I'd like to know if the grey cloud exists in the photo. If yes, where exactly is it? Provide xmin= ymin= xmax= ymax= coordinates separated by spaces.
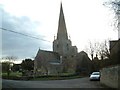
xmin=1 ymin=7 xmax=50 ymax=59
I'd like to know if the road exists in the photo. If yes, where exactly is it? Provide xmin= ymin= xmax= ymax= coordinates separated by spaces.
xmin=2 ymin=77 xmax=109 ymax=89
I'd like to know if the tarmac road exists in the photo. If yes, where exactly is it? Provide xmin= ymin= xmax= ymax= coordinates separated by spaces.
xmin=2 ymin=77 xmax=110 ymax=89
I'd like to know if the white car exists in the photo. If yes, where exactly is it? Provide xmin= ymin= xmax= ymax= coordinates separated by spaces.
xmin=90 ymin=72 xmax=100 ymax=81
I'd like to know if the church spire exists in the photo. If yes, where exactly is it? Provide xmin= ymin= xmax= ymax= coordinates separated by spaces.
xmin=57 ymin=3 xmax=68 ymax=40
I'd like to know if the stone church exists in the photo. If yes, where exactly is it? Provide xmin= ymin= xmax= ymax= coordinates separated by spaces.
xmin=34 ymin=3 xmax=92 ymax=75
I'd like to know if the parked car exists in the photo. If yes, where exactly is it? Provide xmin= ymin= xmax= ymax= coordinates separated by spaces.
xmin=90 ymin=72 xmax=100 ymax=81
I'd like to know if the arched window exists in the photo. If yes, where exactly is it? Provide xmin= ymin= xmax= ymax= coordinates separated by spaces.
xmin=67 ymin=44 xmax=69 ymax=50
xmin=57 ymin=44 xmax=59 ymax=48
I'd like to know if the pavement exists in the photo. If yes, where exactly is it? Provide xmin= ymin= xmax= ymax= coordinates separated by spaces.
xmin=2 ymin=77 xmax=110 ymax=89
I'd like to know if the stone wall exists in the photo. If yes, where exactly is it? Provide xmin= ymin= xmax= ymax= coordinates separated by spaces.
xmin=100 ymin=65 xmax=120 ymax=88
xmin=34 ymin=49 xmax=61 ymax=75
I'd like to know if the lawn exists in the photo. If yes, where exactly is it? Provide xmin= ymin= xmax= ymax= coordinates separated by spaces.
xmin=2 ymin=72 xmax=86 ymax=81
xmin=2 ymin=72 xmax=22 ymax=80
xmin=2 ymin=72 xmax=22 ymax=77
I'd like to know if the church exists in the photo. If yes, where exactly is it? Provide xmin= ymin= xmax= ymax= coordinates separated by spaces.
xmin=34 ymin=3 xmax=92 ymax=75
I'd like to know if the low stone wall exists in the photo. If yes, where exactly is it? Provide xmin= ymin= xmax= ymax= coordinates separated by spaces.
xmin=100 ymin=65 xmax=120 ymax=88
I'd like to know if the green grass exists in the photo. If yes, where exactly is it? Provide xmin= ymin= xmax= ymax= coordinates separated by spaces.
xmin=1 ymin=72 xmax=23 ymax=78
xmin=10 ymin=72 xmax=22 ymax=77
xmin=2 ymin=72 xmax=22 ymax=77
xmin=2 ymin=72 xmax=23 ymax=80
xmin=2 ymin=72 xmax=86 ymax=81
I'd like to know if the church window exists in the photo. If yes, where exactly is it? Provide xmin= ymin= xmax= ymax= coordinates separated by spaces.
xmin=67 ymin=44 xmax=69 ymax=50
xmin=57 ymin=44 xmax=59 ymax=48
xmin=64 ymin=56 xmax=67 ymax=59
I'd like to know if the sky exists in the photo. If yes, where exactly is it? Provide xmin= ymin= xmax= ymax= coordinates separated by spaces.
xmin=0 ymin=0 xmax=118 ymax=63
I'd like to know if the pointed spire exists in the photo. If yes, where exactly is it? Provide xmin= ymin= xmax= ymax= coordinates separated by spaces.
xmin=54 ymin=34 xmax=56 ymax=40
xmin=57 ymin=2 xmax=68 ymax=40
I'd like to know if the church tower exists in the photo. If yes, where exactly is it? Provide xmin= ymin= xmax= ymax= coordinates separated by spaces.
xmin=53 ymin=3 xmax=78 ymax=57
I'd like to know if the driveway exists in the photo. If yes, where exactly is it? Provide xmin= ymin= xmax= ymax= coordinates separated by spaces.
xmin=2 ymin=77 xmax=109 ymax=89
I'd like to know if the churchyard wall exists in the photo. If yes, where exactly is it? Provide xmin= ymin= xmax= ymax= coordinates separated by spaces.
xmin=100 ymin=65 xmax=120 ymax=88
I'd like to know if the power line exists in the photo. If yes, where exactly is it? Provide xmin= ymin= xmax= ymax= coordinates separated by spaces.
xmin=0 ymin=27 xmax=51 ymax=42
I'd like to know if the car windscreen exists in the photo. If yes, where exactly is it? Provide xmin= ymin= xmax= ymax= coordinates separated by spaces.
xmin=92 ymin=72 xmax=100 ymax=75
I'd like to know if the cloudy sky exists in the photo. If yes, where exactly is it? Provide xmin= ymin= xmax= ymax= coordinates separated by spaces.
xmin=0 ymin=0 xmax=118 ymax=63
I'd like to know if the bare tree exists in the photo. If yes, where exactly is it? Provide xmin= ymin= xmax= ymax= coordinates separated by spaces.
xmin=2 ymin=56 xmax=17 ymax=63
xmin=89 ymin=41 xmax=94 ymax=60
xmin=2 ymin=56 xmax=17 ymax=77
xmin=98 ymin=40 xmax=110 ymax=60
xmin=103 ymin=0 xmax=120 ymax=33
xmin=85 ymin=40 xmax=110 ymax=60
xmin=84 ymin=41 xmax=95 ymax=60
xmin=103 ymin=0 xmax=120 ymax=14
